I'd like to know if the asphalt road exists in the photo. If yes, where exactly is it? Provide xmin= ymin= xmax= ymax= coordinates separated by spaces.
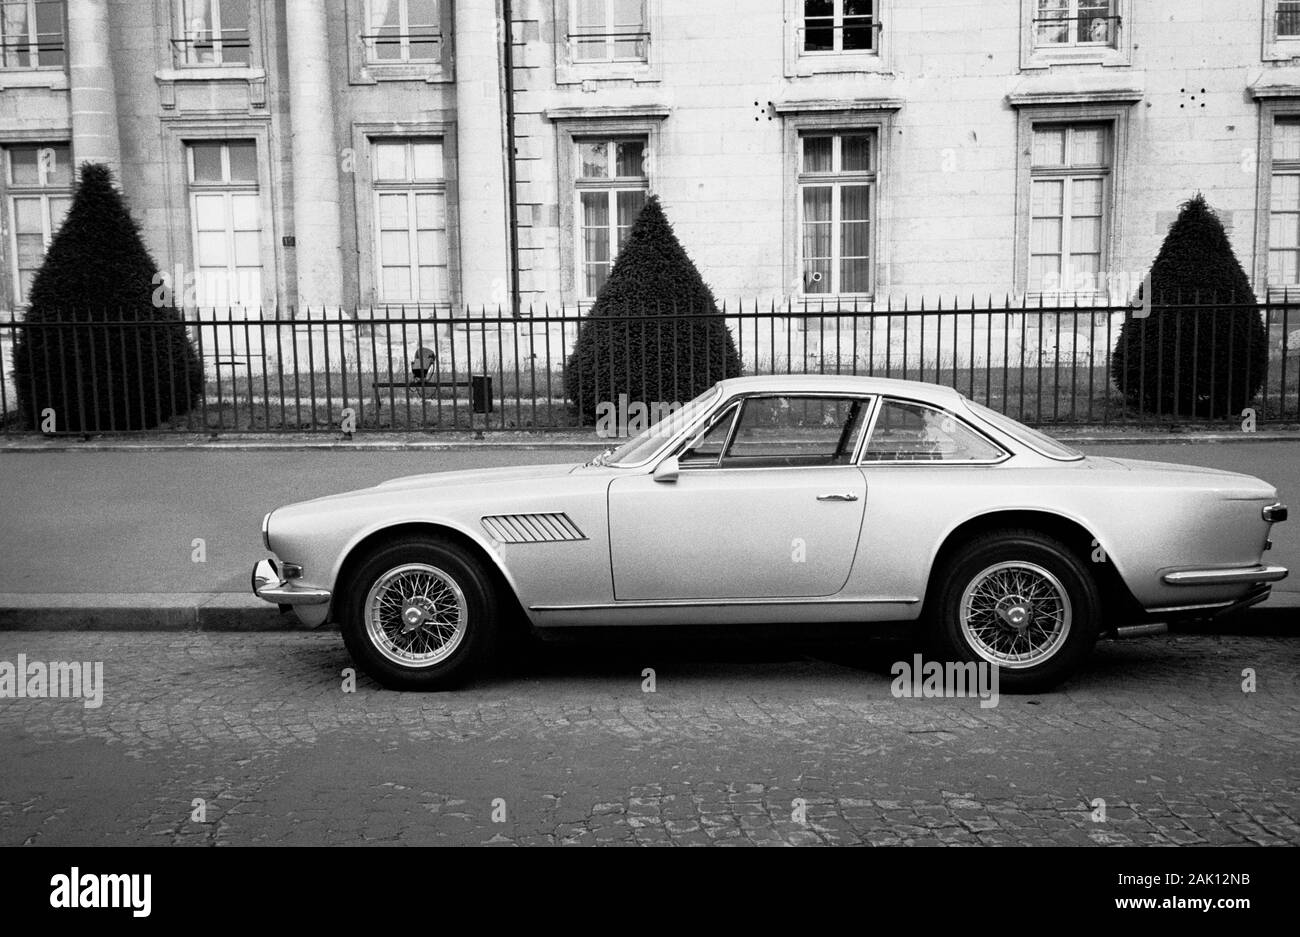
xmin=0 ymin=441 xmax=1295 ymax=597
xmin=0 ymin=630 xmax=1295 ymax=846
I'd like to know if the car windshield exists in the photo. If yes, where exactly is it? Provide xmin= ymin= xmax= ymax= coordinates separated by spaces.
xmin=964 ymin=400 xmax=1083 ymax=461
xmin=592 ymin=386 xmax=723 ymax=467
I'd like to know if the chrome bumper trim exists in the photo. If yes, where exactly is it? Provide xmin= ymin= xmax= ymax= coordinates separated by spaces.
xmin=1162 ymin=565 xmax=1288 ymax=586
xmin=530 ymin=595 xmax=920 ymax=612
xmin=251 ymin=559 xmax=331 ymax=606
xmin=1213 ymin=585 xmax=1274 ymax=617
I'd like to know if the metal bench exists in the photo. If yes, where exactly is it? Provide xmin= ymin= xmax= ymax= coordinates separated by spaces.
xmin=372 ymin=347 xmax=494 ymax=416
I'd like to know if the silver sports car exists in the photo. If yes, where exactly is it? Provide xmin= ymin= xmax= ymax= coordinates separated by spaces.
xmin=252 ymin=375 xmax=1288 ymax=692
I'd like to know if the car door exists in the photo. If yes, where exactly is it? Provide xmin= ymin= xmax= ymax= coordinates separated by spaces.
xmin=607 ymin=394 xmax=872 ymax=601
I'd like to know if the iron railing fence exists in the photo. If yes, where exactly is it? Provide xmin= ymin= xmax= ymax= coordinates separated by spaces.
xmin=0 ymin=298 xmax=1296 ymax=435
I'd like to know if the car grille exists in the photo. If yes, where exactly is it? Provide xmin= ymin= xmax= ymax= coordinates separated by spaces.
xmin=481 ymin=513 xmax=587 ymax=543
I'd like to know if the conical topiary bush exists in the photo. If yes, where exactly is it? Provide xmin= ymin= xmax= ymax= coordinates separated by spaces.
xmin=564 ymin=195 xmax=742 ymax=425
xmin=11 ymin=163 xmax=202 ymax=432
xmin=1110 ymin=194 xmax=1269 ymax=419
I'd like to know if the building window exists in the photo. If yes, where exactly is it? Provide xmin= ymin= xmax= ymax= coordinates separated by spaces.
xmin=798 ymin=131 xmax=874 ymax=296
xmin=1279 ymin=1 xmax=1300 ymax=38
xmin=371 ymin=139 xmax=448 ymax=305
xmin=5 ymin=143 xmax=70 ymax=306
xmin=175 ymin=0 xmax=251 ymax=67
xmin=364 ymin=0 xmax=440 ymax=64
xmin=0 ymin=0 xmax=64 ymax=69
xmin=187 ymin=141 xmax=262 ymax=307
xmin=575 ymin=137 xmax=648 ymax=299
xmin=1269 ymin=120 xmax=1300 ymax=287
xmin=1032 ymin=0 xmax=1117 ymax=48
xmin=801 ymin=0 xmax=875 ymax=54
xmin=569 ymin=0 xmax=647 ymax=63
xmin=1028 ymin=124 xmax=1110 ymax=294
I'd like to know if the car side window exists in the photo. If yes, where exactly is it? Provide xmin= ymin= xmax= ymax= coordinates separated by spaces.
xmin=862 ymin=399 xmax=1006 ymax=463
xmin=711 ymin=395 xmax=870 ymax=469
xmin=680 ymin=404 xmax=739 ymax=466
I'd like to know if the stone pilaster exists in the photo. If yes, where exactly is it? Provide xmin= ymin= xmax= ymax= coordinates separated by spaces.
xmin=285 ymin=0 xmax=344 ymax=309
xmin=454 ymin=0 xmax=511 ymax=307
xmin=67 ymin=0 xmax=121 ymax=174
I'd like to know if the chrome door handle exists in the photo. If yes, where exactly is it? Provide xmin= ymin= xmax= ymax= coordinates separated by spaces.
xmin=817 ymin=493 xmax=859 ymax=502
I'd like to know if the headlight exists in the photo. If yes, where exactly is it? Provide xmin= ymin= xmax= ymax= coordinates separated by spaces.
xmin=262 ymin=511 xmax=273 ymax=550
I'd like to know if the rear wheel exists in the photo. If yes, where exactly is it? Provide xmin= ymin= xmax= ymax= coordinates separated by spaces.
xmin=928 ymin=529 xmax=1100 ymax=693
xmin=339 ymin=537 xmax=498 ymax=690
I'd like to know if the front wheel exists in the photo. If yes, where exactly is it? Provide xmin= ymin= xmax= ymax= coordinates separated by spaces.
xmin=928 ymin=529 xmax=1100 ymax=693
xmin=339 ymin=537 xmax=498 ymax=690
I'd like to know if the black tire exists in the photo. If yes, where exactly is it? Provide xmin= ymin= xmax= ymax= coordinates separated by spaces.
xmin=927 ymin=528 xmax=1100 ymax=693
xmin=339 ymin=536 xmax=499 ymax=690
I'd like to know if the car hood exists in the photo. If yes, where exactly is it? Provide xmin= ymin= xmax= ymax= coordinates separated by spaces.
xmin=370 ymin=462 xmax=581 ymax=493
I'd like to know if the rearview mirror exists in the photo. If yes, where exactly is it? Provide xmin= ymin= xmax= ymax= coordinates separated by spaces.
xmin=653 ymin=455 xmax=680 ymax=483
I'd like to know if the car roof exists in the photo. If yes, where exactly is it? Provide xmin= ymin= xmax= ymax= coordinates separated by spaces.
xmin=715 ymin=374 xmax=966 ymax=407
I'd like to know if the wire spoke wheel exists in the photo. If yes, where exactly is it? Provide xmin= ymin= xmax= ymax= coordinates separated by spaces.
xmin=364 ymin=563 xmax=469 ymax=669
xmin=959 ymin=560 xmax=1072 ymax=669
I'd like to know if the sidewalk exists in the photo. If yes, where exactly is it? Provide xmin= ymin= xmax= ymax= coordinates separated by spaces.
xmin=0 ymin=439 xmax=1295 ymax=632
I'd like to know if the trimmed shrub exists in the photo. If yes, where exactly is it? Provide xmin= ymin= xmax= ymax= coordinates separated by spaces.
xmin=12 ymin=163 xmax=202 ymax=432
xmin=1110 ymin=193 xmax=1269 ymax=419
xmin=564 ymin=195 xmax=742 ymax=424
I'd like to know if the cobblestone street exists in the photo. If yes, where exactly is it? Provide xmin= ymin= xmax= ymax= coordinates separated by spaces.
xmin=0 ymin=630 xmax=1296 ymax=846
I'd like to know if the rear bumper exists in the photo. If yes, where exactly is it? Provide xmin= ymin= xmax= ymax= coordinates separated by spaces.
xmin=251 ymin=559 xmax=331 ymax=606
xmin=1161 ymin=565 xmax=1288 ymax=587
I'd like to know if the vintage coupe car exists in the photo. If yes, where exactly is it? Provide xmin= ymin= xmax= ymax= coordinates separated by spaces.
xmin=253 ymin=374 xmax=1288 ymax=692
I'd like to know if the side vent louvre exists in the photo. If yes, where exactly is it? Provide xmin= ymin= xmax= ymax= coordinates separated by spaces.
xmin=481 ymin=513 xmax=587 ymax=544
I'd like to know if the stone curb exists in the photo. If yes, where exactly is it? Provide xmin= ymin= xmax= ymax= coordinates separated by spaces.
xmin=0 ymin=593 xmax=302 ymax=632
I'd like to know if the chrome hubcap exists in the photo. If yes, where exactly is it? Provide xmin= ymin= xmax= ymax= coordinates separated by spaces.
xmin=959 ymin=561 xmax=1071 ymax=669
xmin=365 ymin=563 xmax=468 ymax=669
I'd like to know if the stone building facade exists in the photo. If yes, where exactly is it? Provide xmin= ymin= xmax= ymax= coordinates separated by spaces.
xmin=1 ymin=1 xmax=1299 ymax=319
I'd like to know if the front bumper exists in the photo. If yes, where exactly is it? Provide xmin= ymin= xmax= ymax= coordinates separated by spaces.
xmin=251 ymin=559 xmax=332 ymax=606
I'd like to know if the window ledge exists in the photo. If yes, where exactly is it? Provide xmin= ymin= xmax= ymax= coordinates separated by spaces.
xmin=789 ymin=52 xmax=889 ymax=77
xmin=774 ymin=98 xmax=903 ymax=115
xmin=544 ymin=104 xmax=671 ymax=121
xmin=1264 ymin=37 xmax=1300 ymax=62
xmin=1251 ymin=78 xmax=1300 ymax=99
xmin=793 ymin=295 xmax=877 ymax=306
xmin=0 ymin=69 xmax=68 ymax=91
xmin=556 ymin=62 xmax=657 ymax=85
xmin=354 ymin=62 xmax=450 ymax=84
xmin=1022 ymin=291 xmax=1115 ymax=307
xmin=155 ymin=66 xmax=266 ymax=83
xmin=1006 ymin=83 xmax=1143 ymax=107
xmin=1022 ymin=46 xmax=1127 ymax=69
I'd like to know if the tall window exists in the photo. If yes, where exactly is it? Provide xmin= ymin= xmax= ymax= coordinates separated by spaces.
xmin=365 ymin=0 xmax=439 ymax=63
xmin=1028 ymin=124 xmax=1110 ymax=294
xmin=0 ymin=0 xmax=64 ymax=69
xmin=187 ymin=141 xmax=262 ymax=308
xmin=576 ymin=137 xmax=648 ymax=298
xmin=799 ymin=131 xmax=873 ymax=296
xmin=372 ymin=139 xmax=448 ymax=305
xmin=176 ymin=0 xmax=250 ymax=66
xmin=1280 ymin=0 xmax=1300 ymax=38
xmin=802 ymin=0 xmax=875 ymax=53
xmin=6 ymin=143 xmax=70 ymax=306
xmin=570 ymin=0 xmax=648 ymax=63
xmin=1033 ymin=0 xmax=1116 ymax=48
xmin=1269 ymin=121 xmax=1300 ymax=288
